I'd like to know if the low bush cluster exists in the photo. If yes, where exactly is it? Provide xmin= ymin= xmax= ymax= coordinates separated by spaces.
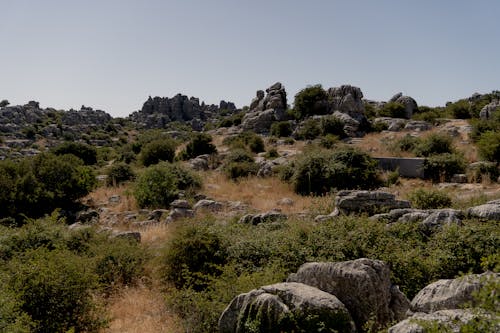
xmin=139 ymin=138 xmax=177 ymax=166
xmin=223 ymin=131 xmax=265 ymax=153
xmin=106 ymin=162 xmax=135 ymax=186
xmin=0 ymin=216 xmax=145 ymax=332
xmin=407 ymin=188 xmax=452 ymax=209
xmin=179 ymin=132 xmax=217 ymax=160
xmin=287 ymin=147 xmax=381 ymax=195
xmin=222 ymin=149 xmax=259 ymax=180
xmin=0 ymin=153 xmax=96 ymax=223
xmin=134 ymin=162 xmax=201 ymax=208
xmin=378 ymin=101 xmax=407 ymax=118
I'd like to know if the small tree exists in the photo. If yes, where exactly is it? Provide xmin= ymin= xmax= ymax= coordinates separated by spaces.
xmin=52 ymin=142 xmax=98 ymax=165
xmin=378 ymin=102 xmax=407 ymax=118
xmin=140 ymin=138 xmax=176 ymax=166
xmin=179 ymin=133 xmax=217 ymax=160
xmin=293 ymin=85 xmax=328 ymax=119
xmin=477 ymin=131 xmax=500 ymax=163
xmin=0 ymin=99 xmax=9 ymax=107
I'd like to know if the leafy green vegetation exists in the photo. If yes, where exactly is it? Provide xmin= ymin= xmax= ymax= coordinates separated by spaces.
xmin=293 ymin=84 xmax=328 ymax=119
xmin=407 ymin=188 xmax=452 ymax=209
xmin=378 ymin=101 xmax=407 ymax=118
xmin=179 ymin=132 xmax=217 ymax=160
xmin=140 ymin=138 xmax=177 ymax=166
xmin=52 ymin=142 xmax=98 ymax=165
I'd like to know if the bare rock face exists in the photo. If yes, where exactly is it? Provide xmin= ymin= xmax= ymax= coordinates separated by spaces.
xmin=242 ymin=82 xmax=288 ymax=133
xmin=390 ymin=93 xmax=418 ymax=119
xmin=287 ymin=258 xmax=410 ymax=330
xmin=479 ymin=100 xmax=499 ymax=120
xmin=388 ymin=309 xmax=482 ymax=333
xmin=334 ymin=190 xmax=411 ymax=216
xmin=218 ymin=282 xmax=356 ymax=333
xmin=411 ymin=272 xmax=499 ymax=313
xmin=238 ymin=210 xmax=287 ymax=225
xmin=328 ymin=85 xmax=365 ymax=119
xmin=467 ymin=200 xmax=500 ymax=221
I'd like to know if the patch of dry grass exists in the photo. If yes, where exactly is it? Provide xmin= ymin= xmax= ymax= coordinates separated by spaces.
xmin=102 ymin=284 xmax=183 ymax=333
xmin=201 ymin=170 xmax=319 ymax=214
xmin=86 ymin=184 xmax=137 ymax=213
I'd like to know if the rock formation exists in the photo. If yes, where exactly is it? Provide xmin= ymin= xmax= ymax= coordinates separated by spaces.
xmin=389 ymin=93 xmax=419 ymax=119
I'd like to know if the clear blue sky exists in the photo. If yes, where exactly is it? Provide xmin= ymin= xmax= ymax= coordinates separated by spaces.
xmin=1 ymin=0 xmax=499 ymax=117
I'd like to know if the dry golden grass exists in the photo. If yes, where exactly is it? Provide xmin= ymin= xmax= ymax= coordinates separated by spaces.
xmin=201 ymin=170 xmax=318 ymax=214
xmin=102 ymin=284 xmax=183 ymax=333
xmin=86 ymin=184 xmax=137 ymax=213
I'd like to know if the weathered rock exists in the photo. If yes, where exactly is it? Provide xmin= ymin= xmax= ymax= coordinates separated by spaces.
xmin=404 ymin=120 xmax=431 ymax=132
xmin=479 ymin=100 xmax=499 ymax=120
xmin=218 ymin=282 xmax=356 ymax=333
xmin=108 ymin=195 xmax=121 ymax=204
xmin=238 ymin=210 xmax=287 ymax=225
xmin=287 ymin=258 xmax=410 ymax=329
xmin=193 ymin=199 xmax=224 ymax=212
xmin=241 ymin=82 xmax=287 ymax=133
xmin=189 ymin=155 xmax=209 ymax=171
xmin=419 ymin=209 xmax=463 ymax=233
xmin=170 ymin=199 xmax=191 ymax=209
xmin=390 ymin=93 xmax=418 ymax=119
xmin=388 ymin=309 xmax=484 ymax=333
xmin=328 ymin=85 xmax=365 ymax=118
xmin=411 ymin=272 xmax=499 ymax=313
xmin=334 ymin=190 xmax=411 ymax=216
xmin=76 ymin=209 xmax=99 ymax=224
xmin=450 ymin=173 xmax=467 ymax=183
xmin=467 ymin=200 xmax=500 ymax=221
xmin=147 ymin=209 xmax=169 ymax=221
xmin=331 ymin=111 xmax=361 ymax=137
xmin=276 ymin=197 xmax=294 ymax=206
xmin=165 ymin=208 xmax=195 ymax=222
xmin=373 ymin=117 xmax=406 ymax=131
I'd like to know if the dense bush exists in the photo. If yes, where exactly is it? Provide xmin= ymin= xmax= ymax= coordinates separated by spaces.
xmin=477 ymin=131 xmax=500 ymax=163
xmin=270 ymin=121 xmax=293 ymax=137
xmin=179 ymin=132 xmax=217 ymax=160
xmin=162 ymin=217 xmax=499 ymax=333
xmin=0 ymin=153 xmax=96 ymax=222
xmin=222 ymin=149 xmax=259 ymax=180
xmin=290 ymin=147 xmax=381 ymax=195
xmin=0 ymin=216 xmax=145 ymax=332
xmin=293 ymin=84 xmax=328 ymax=119
xmin=294 ymin=118 xmax=321 ymax=140
xmin=378 ymin=102 xmax=407 ymax=118
xmin=424 ymin=153 xmax=466 ymax=182
xmin=160 ymin=221 xmax=227 ymax=290
xmin=413 ymin=133 xmax=454 ymax=157
xmin=52 ymin=142 xmax=98 ymax=165
xmin=106 ymin=162 xmax=135 ymax=186
xmin=223 ymin=132 xmax=265 ymax=153
xmin=407 ymin=188 xmax=452 ymax=209
xmin=140 ymin=138 xmax=177 ymax=166
xmin=134 ymin=162 xmax=201 ymax=208
xmin=320 ymin=115 xmax=347 ymax=138
xmin=390 ymin=134 xmax=420 ymax=154
xmin=446 ymin=99 xmax=471 ymax=119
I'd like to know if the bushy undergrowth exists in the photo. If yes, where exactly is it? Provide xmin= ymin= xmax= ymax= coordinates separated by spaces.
xmin=378 ymin=101 xmax=407 ymax=118
xmin=390 ymin=133 xmax=454 ymax=157
xmin=140 ymin=138 xmax=177 ymax=166
xmin=160 ymin=216 xmax=499 ymax=333
xmin=407 ymin=188 xmax=452 ymax=209
xmin=52 ymin=141 xmax=98 ymax=165
xmin=134 ymin=162 xmax=201 ymax=208
xmin=179 ymin=132 xmax=217 ymax=160
xmin=106 ymin=162 xmax=135 ymax=186
xmin=0 ymin=216 xmax=145 ymax=332
xmin=222 ymin=149 xmax=259 ymax=180
xmin=424 ymin=153 xmax=466 ymax=182
xmin=223 ymin=131 xmax=265 ymax=153
xmin=288 ymin=147 xmax=381 ymax=195
xmin=0 ymin=153 xmax=96 ymax=223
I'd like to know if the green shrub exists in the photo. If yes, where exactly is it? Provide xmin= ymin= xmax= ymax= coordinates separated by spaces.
xmin=414 ymin=133 xmax=454 ymax=157
xmin=424 ymin=153 xmax=466 ymax=182
xmin=106 ymin=163 xmax=135 ymax=186
xmin=265 ymin=148 xmax=279 ymax=159
xmin=134 ymin=162 xmax=201 ymax=208
xmin=470 ymin=118 xmax=500 ymax=142
xmin=378 ymin=102 xmax=407 ymax=118
xmin=446 ymin=100 xmax=471 ymax=119
xmin=140 ymin=138 xmax=177 ymax=166
xmin=52 ymin=142 xmax=98 ymax=165
xmin=270 ymin=121 xmax=293 ymax=137
xmin=293 ymin=85 xmax=328 ymax=119
xmin=223 ymin=132 xmax=265 ymax=153
xmin=408 ymin=188 xmax=452 ymax=209
xmin=295 ymin=118 xmax=322 ymax=140
xmin=371 ymin=121 xmax=389 ymax=132
xmin=390 ymin=135 xmax=420 ymax=154
xmin=290 ymin=147 xmax=381 ymax=195
xmin=320 ymin=115 xmax=347 ymax=138
xmin=222 ymin=149 xmax=259 ymax=180
xmin=179 ymin=133 xmax=217 ymax=160
xmin=319 ymin=134 xmax=339 ymax=149
xmin=6 ymin=248 xmax=103 ymax=333
xmin=477 ymin=131 xmax=500 ymax=163
xmin=467 ymin=161 xmax=499 ymax=183
xmin=0 ymin=153 xmax=96 ymax=221
xmin=160 ymin=221 xmax=227 ymax=290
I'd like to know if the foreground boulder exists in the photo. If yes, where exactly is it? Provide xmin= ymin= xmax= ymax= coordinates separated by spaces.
xmin=287 ymin=258 xmax=410 ymax=330
xmin=334 ymin=190 xmax=411 ymax=216
xmin=388 ymin=309 xmax=485 ymax=333
xmin=218 ymin=282 xmax=355 ymax=333
xmin=467 ymin=200 xmax=500 ymax=221
xmin=411 ymin=272 xmax=498 ymax=313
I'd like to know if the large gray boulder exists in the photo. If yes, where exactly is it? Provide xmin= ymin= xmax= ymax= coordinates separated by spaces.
xmin=388 ymin=309 xmax=485 ymax=333
xmin=328 ymin=85 xmax=365 ymax=119
xmin=467 ymin=200 xmax=500 ymax=221
xmin=238 ymin=210 xmax=287 ymax=225
xmin=411 ymin=272 xmax=499 ymax=313
xmin=419 ymin=209 xmax=463 ymax=233
xmin=390 ymin=93 xmax=418 ymax=119
xmin=334 ymin=190 xmax=411 ymax=216
xmin=287 ymin=258 xmax=410 ymax=329
xmin=218 ymin=282 xmax=356 ymax=333
xmin=241 ymin=82 xmax=287 ymax=133
xmin=479 ymin=100 xmax=499 ymax=120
